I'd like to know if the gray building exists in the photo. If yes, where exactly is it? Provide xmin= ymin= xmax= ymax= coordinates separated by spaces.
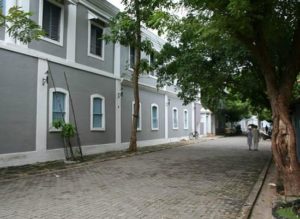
xmin=0 ymin=0 xmax=203 ymax=167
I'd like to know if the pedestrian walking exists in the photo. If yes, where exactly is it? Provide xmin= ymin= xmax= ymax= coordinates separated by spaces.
xmin=252 ymin=126 xmax=260 ymax=151
xmin=247 ymin=126 xmax=253 ymax=150
xmin=265 ymin=125 xmax=269 ymax=134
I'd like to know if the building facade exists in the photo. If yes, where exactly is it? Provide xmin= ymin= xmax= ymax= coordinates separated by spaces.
xmin=0 ymin=0 xmax=206 ymax=167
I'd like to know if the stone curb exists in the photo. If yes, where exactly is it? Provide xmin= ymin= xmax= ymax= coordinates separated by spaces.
xmin=237 ymin=155 xmax=273 ymax=219
xmin=0 ymin=136 xmax=222 ymax=182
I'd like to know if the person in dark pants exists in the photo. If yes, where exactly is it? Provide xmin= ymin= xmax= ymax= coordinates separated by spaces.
xmin=247 ymin=126 xmax=253 ymax=150
xmin=265 ymin=125 xmax=269 ymax=134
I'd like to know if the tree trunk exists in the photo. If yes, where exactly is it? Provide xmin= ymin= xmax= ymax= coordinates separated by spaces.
xmin=236 ymin=20 xmax=300 ymax=195
xmin=128 ymin=0 xmax=141 ymax=152
xmin=270 ymin=94 xmax=300 ymax=196
xmin=128 ymin=65 xmax=140 ymax=152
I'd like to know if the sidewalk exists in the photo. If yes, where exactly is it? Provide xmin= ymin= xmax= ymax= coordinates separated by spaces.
xmin=250 ymin=162 xmax=277 ymax=219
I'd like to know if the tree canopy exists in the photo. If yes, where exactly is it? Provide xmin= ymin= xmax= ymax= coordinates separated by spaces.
xmin=156 ymin=0 xmax=300 ymax=195
xmin=157 ymin=0 xmax=299 ymax=112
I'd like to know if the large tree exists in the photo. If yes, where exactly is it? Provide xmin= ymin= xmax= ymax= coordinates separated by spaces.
xmin=157 ymin=0 xmax=300 ymax=195
xmin=106 ymin=0 xmax=172 ymax=152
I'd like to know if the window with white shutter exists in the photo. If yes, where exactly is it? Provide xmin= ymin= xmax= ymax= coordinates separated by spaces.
xmin=42 ymin=0 xmax=63 ymax=43
xmin=90 ymin=23 xmax=103 ymax=57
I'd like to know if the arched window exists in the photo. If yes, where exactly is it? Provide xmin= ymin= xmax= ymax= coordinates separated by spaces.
xmin=172 ymin=107 xmax=179 ymax=129
xmin=132 ymin=101 xmax=142 ymax=130
xmin=129 ymin=46 xmax=135 ymax=70
xmin=151 ymin=104 xmax=159 ymax=130
xmin=90 ymin=94 xmax=105 ymax=131
xmin=183 ymin=109 xmax=189 ymax=129
xmin=49 ymin=88 xmax=69 ymax=130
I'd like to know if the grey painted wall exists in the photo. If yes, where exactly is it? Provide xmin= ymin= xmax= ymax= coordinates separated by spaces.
xmin=166 ymin=85 xmax=178 ymax=93
xmin=120 ymin=45 xmax=129 ymax=78
xmin=75 ymin=4 xmax=114 ymax=74
xmin=168 ymin=96 xmax=192 ymax=138
xmin=0 ymin=50 xmax=37 ymax=154
xmin=0 ymin=27 xmax=4 ymax=41
xmin=139 ymin=74 xmax=157 ymax=87
xmin=47 ymin=62 xmax=116 ymax=149
xmin=120 ymin=45 xmax=158 ymax=87
xmin=121 ymin=85 xmax=165 ymax=143
xmin=29 ymin=0 xmax=67 ymax=58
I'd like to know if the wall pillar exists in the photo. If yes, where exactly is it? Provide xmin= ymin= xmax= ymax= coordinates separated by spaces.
xmin=114 ymin=43 xmax=121 ymax=144
xmin=208 ymin=113 xmax=212 ymax=134
xmin=66 ymin=1 xmax=77 ymax=62
xmin=35 ymin=59 xmax=48 ymax=152
xmin=165 ymin=95 xmax=169 ymax=139
xmin=191 ymin=102 xmax=195 ymax=132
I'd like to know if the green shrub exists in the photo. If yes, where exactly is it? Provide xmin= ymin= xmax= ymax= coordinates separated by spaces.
xmin=52 ymin=120 xmax=76 ymax=138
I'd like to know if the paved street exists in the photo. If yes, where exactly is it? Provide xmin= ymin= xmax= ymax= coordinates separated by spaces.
xmin=0 ymin=137 xmax=271 ymax=219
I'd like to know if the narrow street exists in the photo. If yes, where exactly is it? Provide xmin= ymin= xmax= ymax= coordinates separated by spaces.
xmin=0 ymin=137 xmax=271 ymax=219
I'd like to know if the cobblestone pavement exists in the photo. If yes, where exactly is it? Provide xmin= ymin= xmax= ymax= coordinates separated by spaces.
xmin=0 ymin=137 xmax=271 ymax=219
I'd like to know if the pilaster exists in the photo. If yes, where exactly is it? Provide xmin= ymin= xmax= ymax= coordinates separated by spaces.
xmin=35 ymin=58 xmax=48 ymax=152
xmin=66 ymin=1 xmax=77 ymax=61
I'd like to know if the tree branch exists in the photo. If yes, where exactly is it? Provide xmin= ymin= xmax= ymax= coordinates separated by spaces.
xmin=282 ymin=18 xmax=300 ymax=94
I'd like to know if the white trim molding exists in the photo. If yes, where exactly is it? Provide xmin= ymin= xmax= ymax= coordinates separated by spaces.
xmin=191 ymin=102 xmax=195 ymax=132
xmin=132 ymin=101 xmax=142 ymax=131
xmin=48 ymin=87 xmax=70 ymax=131
xmin=183 ymin=109 xmax=189 ymax=130
xmin=35 ymin=59 xmax=48 ymax=152
xmin=66 ymin=1 xmax=77 ymax=61
xmin=90 ymin=94 xmax=106 ymax=131
xmin=87 ymin=18 xmax=105 ymax=61
xmin=151 ymin=103 xmax=159 ymax=130
xmin=114 ymin=42 xmax=121 ymax=144
xmin=39 ymin=0 xmax=65 ymax=46
xmin=165 ymin=95 xmax=169 ymax=139
xmin=172 ymin=107 xmax=179 ymax=129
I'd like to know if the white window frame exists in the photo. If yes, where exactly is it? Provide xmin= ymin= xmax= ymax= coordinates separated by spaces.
xmin=151 ymin=103 xmax=159 ymax=130
xmin=148 ymin=53 xmax=157 ymax=79
xmin=183 ymin=109 xmax=189 ymax=129
xmin=90 ymin=94 xmax=105 ymax=131
xmin=172 ymin=107 xmax=179 ymax=129
xmin=49 ymin=87 xmax=69 ymax=132
xmin=87 ymin=19 xmax=105 ymax=61
xmin=39 ymin=0 xmax=64 ymax=46
xmin=132 ymin=101 xmax=142 ymax=131
xmin=129 ymin=45 xmax=135 ymax=71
